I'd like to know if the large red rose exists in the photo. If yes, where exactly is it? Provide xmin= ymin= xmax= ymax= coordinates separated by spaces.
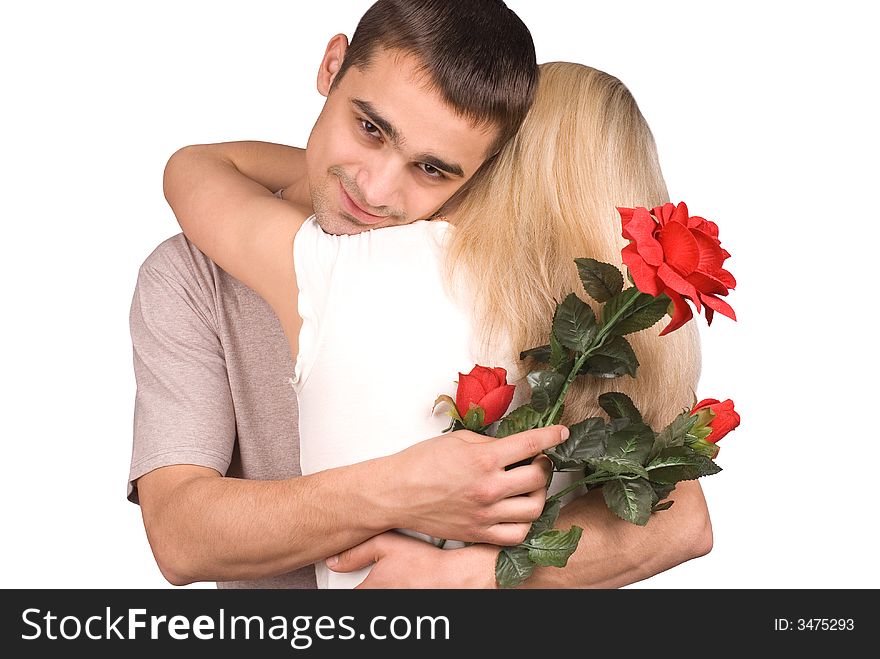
xmin=619 ymin=202 xmax=736 ymax=336
xmin=456 ymin=365 xmax=516 ymax=425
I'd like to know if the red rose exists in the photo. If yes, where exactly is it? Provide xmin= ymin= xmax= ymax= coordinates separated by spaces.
xmin=691 ymin=398 xmax=740 ymax=444
xmin=456 ymin=365 xmax=516 ymax=425
xmin=619 ymin=202 xmax=736 ymax=336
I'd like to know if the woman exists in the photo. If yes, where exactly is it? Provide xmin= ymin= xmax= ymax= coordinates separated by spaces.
xmin=163 ymin=63 xmax=702 ymax=588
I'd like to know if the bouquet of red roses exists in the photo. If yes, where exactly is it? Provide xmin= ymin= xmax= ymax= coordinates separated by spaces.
xmin=434 ymin=202 xmax=740 ymax=587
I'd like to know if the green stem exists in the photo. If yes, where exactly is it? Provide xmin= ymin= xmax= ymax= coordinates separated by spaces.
xmin=436 ymin=538 xmax=447 ymax=549
xmin=593 ymin=288 xmax=647 ymax=345
xmin=541 ymin=288 xmax=643 ymax=428
xmin=547 ymin=472 xmax=614 ymax=502
xmin=541 ymin=350 xmax=591 ymax=428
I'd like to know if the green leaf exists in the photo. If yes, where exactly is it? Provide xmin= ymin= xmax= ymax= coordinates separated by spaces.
xmin=650 ymin=481 xmax=676 ymax=505
xmin=520 ymin=335 xmax=573 ymax=370
xmin=579 ymin=336 xmax=639 ymax=378
xmin=598 ymin=392 xmax=644 ymax=424
xmin=524 ymin=526 xmax=584 ymax=567
xmin=601 ymin=287 xmax=638 ymax=327
xmin=652 ymin=500 xmax=675 ymax=512
xmin=602 ymin=288 xmax=671 ymax=336
xmin=553 ymin=293 xmax=598 ymax=352
xmin=495 ymin=546 xmax=536 ymax=589
xmin=647 ymin=447 xmax=722 ymax=484
xmin=495 ymin=404 xmax=544 ymax=439
xmin=614 ymin=293 xmax=671 ymax=336
xmin=602 ymin=477 xmax=654 ymax=525
xmin=608 ymin=416 xmax=632 ymax=434
xmin=647 ymin=446 xmax=692 ymax=468
xmin=549 ymin=330 xmax=568 ymax=370
xmin=575 ymin=258 xmax=623 ymax=303
xmin=519 ymin=344 xmax=550 ymax=364
xmin=544 ymin=417 xmax=607 ymax=469
xmin=527 ymin=370 xmax=566 ymax=414
xmin=462 ymin=404 xmax=485 ymax=432
xmin=526 ymin=499 xmax=562 ymax=540
xmin=651 ymin=411 xmax=698 ymax=460
xmin=605 ymin=421 xmax=655 ymax=466
xmin=586 ymin=455 xmax=649 ymax=479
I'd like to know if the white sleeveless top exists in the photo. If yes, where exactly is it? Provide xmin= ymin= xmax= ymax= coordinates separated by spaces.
xmin=291 ymin=216 xmax=580 ymax=588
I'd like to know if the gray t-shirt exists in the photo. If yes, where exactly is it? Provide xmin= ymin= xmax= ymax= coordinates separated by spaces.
xmin=128 ymin=233 xmax=316 ymax=589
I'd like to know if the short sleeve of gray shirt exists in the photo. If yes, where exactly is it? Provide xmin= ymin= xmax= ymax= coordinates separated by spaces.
xmin=127 ymin=233 xmax=315 ymax=588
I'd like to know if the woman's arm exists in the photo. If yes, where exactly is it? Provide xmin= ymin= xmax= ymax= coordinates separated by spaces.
xmin=162 ymin=141 xmax=311 ymax=353
xmin=324 ymin=479 xmax=712 ymax=588
xmin=185 ymin=140 xmax=311 ymax=205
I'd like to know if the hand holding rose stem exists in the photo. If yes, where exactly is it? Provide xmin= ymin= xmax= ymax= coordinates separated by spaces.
xmin=434 ymin=202 xmax=740 ymax=587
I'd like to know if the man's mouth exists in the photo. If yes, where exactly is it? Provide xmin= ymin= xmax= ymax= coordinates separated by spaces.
xmin=338 ymin=182 xmax=387 ymax=225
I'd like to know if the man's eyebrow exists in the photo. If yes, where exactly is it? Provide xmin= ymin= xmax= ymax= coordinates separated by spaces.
xmin=351 ymin=98 xmax=465 ymax=178
xmin=352 ymin=98 xmax=399 ymax=144
xmin=412 ymin=153 xmax=464 ymax=178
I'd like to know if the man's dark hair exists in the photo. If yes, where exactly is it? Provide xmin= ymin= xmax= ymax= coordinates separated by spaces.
xmin=333 ymin=0 xmax=537 ymax=156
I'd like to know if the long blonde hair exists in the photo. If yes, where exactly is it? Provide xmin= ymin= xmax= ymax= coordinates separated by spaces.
xmin=444 ymin=62 xmax=701 ymax=428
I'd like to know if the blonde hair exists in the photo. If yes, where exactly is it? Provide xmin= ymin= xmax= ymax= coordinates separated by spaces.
xmin=444 ymin=62 xmax=701 ymax=429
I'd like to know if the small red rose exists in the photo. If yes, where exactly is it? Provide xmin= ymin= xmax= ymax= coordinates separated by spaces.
xmin=456 ymin=365 xmax=516 ymax=425
xmin=619 ymin=202 xmax=736 ymax=336
xmin=691 ymin=398 xmax=739 ymax=444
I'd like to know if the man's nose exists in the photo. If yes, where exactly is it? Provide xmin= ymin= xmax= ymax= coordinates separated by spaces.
xmin=355 ymin=154 xmax=402 ymax=211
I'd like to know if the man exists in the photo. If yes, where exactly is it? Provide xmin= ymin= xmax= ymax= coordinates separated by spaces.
xmin=129 ymin=0 xmax=712 ymax=588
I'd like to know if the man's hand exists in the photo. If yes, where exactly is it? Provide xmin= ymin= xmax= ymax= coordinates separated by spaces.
xmin=327 ymin=531 xmax=499 ymax=588
xmin=385 ymin=425 xmax=566 ymax=546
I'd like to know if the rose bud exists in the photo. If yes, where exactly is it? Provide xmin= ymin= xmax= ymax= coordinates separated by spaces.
xmin=455 ymin=365 xmax=517 ymax=426
xmin=689 ymin=398 xmax=740 ymax=458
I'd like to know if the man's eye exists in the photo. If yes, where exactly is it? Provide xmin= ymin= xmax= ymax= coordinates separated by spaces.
xmin=418 ymin=163 xmax=444 ymax=179
xmin=360 ymin=119 xmax=381 ymax=139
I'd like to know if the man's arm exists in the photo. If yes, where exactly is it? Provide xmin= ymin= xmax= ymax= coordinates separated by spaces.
xmin=328 ymin=479 xmax=712 ymax=588
xmin=138 ymin=463 xmax=385 ymax=586
xmin=137 ymin=427 xmax=564 ymax=586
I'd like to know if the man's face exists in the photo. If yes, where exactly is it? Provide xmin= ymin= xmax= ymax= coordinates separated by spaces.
xmin=306 ymin=47 xmax=498 ymax=235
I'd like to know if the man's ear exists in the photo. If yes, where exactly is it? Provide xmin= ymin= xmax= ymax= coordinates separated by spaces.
xmin=317 ymin=34 xmax=349 ymax=97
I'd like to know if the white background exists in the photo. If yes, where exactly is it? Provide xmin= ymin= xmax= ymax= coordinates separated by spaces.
xmin=2 ymin=0 xmax=877 ymax=589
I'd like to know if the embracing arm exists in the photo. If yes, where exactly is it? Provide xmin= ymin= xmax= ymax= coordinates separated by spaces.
xmin=138 ymin=463 xmax=393 ymax=585
xmin=184 ymin=141 xmax=310 ymax=205
xmin=162 ymin=141 xmax=311 ymax=351
xmin=166 ymin=140 xmax=311 ymax=206
xmin=138 ymin=427 xmax=566 ymax=586
xmin=329 ymin=479 xmax=712 ymax=588
xmin=519 ymin=479 xmax=712 ymax=588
